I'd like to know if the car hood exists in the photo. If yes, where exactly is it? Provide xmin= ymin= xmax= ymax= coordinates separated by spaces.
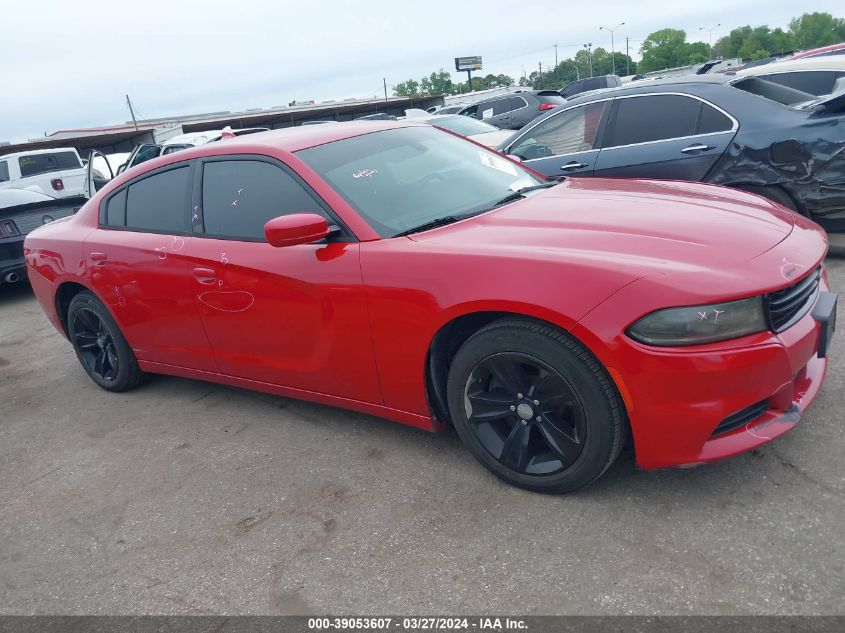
xmin=409 ymin=178 xmax=796 ymax=274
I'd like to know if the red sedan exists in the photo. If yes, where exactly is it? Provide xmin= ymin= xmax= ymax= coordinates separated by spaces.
xmin=24 ymin=122 xmax=837 ymax=493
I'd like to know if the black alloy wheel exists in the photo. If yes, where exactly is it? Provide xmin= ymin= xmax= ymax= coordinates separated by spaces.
xmin=67 ymin=291 xmax=144 ymax=392
xmin=71 ymin=307 xmax=119 ymax=382
xmin=446 ymin=319 xmax=626 ymax=493
xmin=465 ymin=352 xmax=586 ymax=475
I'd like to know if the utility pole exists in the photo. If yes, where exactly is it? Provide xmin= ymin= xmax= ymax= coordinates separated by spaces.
xmin=125 ymin=94 xmax=138 ymax=131
xmin=699 ymin=24 xmax=721 ymax=60
xmin=583 ymin=43 xmax=593 ymax=78
xmin=626 ymin=37 xmax=630 ymax=75
xmin=383 ymin=78 xmax=388 ymax=104
xmin=599 ymin=22 xmax=625 ymax=75
xmin=554 ymin=43 xmax=559 ymax=68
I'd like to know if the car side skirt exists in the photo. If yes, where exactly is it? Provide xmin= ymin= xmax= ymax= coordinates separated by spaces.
xmin=137 ymin=360 xmax=442 ymax=433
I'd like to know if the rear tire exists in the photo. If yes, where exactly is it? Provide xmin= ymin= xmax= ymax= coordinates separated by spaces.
xmin=67 ymin=291 xmax=144 ymax=392
xmin=446 ymin=319 xmax=626 ymax=494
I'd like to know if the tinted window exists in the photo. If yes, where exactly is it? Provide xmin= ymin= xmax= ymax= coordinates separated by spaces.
xmin=201 ymin=160 xmax=323 ymax=241
xmin=0 ymin=161 xmax=8 ymax=182
xmin=130 ymin=145 xmax=162 ymax=168
xmin=697 ymin=103 xmax=733 ymax=134
xmin=125 ymin=167 xmax=189 ymax=233
xmin=106 ymin=188 xmax=127 ymax=226
xmin=535 ymin=93 xmax=565 ymax=105
xmin=760 ymin=71 xmax=844 ymax=97
xmin=18 ymin=151 xmax=81 ymax=177
xmin=486 ymin=99 xmax=511 ymax=116
xmin=510 ymin=101 xmax=608 ymax=159
xmin=603 ymin=95 xmax=701 ymax=147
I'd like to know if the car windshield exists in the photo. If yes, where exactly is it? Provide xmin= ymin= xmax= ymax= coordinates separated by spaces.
xmin=297 ymin=126 xmax=541 ymax=238
xmin=425 ymin=115 xmax=499 ymax=136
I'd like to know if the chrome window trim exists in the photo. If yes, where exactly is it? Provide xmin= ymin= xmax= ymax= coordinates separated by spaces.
xmin=507 ymin=91 xmax=739 ymax=155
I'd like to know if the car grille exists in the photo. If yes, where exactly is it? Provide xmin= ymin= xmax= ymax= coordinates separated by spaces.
xmin=766 ymin=267 xmax=821 ymax=332
xmin=711 ymin=400 xmax=768 ymax=437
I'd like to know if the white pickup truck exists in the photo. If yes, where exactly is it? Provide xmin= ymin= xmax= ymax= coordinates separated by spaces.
xmin=0 ymin=148 xmax=87 ymax=199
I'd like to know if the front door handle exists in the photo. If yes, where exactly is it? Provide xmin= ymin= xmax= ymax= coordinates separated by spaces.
xmin=90 ymin=252 xmax=107 ymax=265
xmin=680 ymin=143 xmax=714 ymax=153
xmin=193 ymin=267 xmax=217 ymax=285
xmin=561 ymin=161 xmax=588 ymax=171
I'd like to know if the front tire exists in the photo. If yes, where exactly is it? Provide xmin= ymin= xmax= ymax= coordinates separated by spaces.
xmin=67 ymin=291 xmax=144 ymax=392
xmin=447 ymin=319 xmax=625 ymax=494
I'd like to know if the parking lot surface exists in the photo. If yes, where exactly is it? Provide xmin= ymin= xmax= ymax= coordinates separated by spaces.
xmin=1 ymin=259 xmax=843 ymax=616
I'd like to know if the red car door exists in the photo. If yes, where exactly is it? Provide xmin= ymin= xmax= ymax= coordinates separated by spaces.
xmin=181 ymin=156 xmax=381 ymax=402
xmin=84 ymin=163 xmax=218 ymax=371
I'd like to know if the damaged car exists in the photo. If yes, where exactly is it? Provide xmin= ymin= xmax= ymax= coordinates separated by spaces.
xmin=497 ymin=74 xmax=845 ymax=235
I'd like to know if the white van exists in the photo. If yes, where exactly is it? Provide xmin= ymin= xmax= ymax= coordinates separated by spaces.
xmin=0 ymin=148 xmax=87 ymax=199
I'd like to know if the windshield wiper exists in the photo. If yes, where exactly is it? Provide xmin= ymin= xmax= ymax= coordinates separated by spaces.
xmin=489 ymin=180 xmax=559 ymax=208
xmin=394 ymin=215 xmax=465 ymax=237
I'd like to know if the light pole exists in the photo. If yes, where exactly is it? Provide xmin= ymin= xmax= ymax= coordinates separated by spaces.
xmin=699 ymin=24 xmax=721 ymax=60
xmin=599 ymin=22 xmax=625 ymax=75
xmin=583 ymin=43 xmax=593 ymax=77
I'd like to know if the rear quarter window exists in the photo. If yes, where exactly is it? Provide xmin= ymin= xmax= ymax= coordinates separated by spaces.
xmin=0 ymin=161 xmax=9 ymax=182
xmin=18 ymin=151 xmax=81 ymax=177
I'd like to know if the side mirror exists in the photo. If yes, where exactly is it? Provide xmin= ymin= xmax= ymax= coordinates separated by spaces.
xmin=264 ymin=213 xmax=330 ymax=247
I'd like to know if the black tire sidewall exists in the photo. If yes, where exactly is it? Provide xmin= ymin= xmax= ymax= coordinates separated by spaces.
xmin=447 ymin=322 xmax=622 ymax=493
xmin=68 ymin=291 xmax=140 ymax=392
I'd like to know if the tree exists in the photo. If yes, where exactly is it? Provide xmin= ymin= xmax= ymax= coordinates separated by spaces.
xmin=789 ymin=12 xmax=845 ymax=49
xmin=393 ymin=79 xmax=419 ymax=97
xmin=639 ymin=28 xmax=689 ymax=72
xmin=419 ymin=69 xmax=454 ymax=96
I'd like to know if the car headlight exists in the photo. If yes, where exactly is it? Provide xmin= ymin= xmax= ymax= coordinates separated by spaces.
xmin=627 ymin=296 xmax=767 ymax=346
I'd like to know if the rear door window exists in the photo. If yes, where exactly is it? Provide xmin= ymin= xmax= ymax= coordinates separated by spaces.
xmin=125 ymin=166 xmax=190 ymax=233
xmin=603 ymin=95 xmax=711 ymax=147
xmin=200 ymin=160 xmax=324 ymax=241
xmin=17 ymin=151 xmax=81 ymax=177
xmin=0 ymin=161 xmax=8 ymax=182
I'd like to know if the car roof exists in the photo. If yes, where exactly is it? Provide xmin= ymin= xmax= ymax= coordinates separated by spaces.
xmin=737 ymin=56 xmax=845 ymax=75
xmin=792 ymin=42 xmax=845 ymax=59
xmin=561 ymin=74 xmax=734 ymax=105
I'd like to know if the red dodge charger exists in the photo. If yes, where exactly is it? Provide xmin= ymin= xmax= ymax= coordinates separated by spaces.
xmin=24 ymin=122 xmax=837 ymax=493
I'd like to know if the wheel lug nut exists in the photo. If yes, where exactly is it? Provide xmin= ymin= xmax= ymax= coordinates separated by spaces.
xmin=509 ymin=405 xmax=516 ymax=411
xmin=521 ymin=420 xmax=528 ymax=426
xmin=517 ymin=393 xmax=523 ymax=399
xmin=533 ymin=399 xmax=540 ymax=405
xmin=535 ymin=416 xmax=542 ymax=422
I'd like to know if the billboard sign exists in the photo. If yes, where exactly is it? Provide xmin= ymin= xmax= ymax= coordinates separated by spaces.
xmin=455 ymin=56 xmax=483 ymax=72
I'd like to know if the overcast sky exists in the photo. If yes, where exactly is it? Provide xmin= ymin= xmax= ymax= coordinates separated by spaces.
xmin=1 ymin=0 xmax=841 ymax=143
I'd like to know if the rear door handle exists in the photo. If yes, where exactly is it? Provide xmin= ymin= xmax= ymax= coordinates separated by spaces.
xmin=561 ymin=161 xmax=588 ymax=171
xmin=90 ymin=252 xmax=107 ymax=265
xmin=681 ymin=143 xmax=714 ymax=153
xmin=193 ymin=267 xmax=217 ymax=285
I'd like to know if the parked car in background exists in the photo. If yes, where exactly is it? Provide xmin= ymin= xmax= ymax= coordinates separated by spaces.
xmin=426 ymin=104 xmax=465 ymax=115
xmin=0 ymin=148 xmax=87 ymax=199
xmin=118 ymin=127 xmax=270 ymax=173
xmin=24 ymin=122 xmax=836 ymax=493
xmin=1 ymin=189 xmax=84 ymax=285
xmin=735 ymin=56 xmax=845 ymax=97
xmin=418 ymin=114 xmax=514 ymax=148
xmin=791 ymin=42 xmax=845 ymax=60
xmin=561 ymin=75 xmax=622 ymax=99
xmin=458 ymin=90 xmax=565 ymax=129
xmin=498 ymin=74 xmax=845 ymax=234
